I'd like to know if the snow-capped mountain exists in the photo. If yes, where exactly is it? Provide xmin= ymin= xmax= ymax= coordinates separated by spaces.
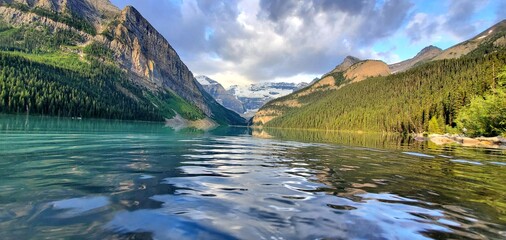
xmin=195 ymin=76 xmax=245 ymax=114
xmin=228 ymin=82 xmax=309 ymax=116
xmin=196 ymin=76 xmax=308 ymax=117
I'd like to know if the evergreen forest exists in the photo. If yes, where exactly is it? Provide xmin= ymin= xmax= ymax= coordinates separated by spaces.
xmin=264 ymin=52 xmax=506 ymax=134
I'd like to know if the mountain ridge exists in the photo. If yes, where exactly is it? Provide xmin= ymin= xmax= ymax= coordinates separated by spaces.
xmin=434 ymin=19 xmax=506 ymax=60
xmin=253 ymin=19 xmax=506 ymax=133
xmin=196 ymin=75 xmax=308 ymax=117
xmin=331 ymin=55 xmax=361 ymax=73
xmin=0 ymin=0 xmax=245 ymax=125
xmin=389 ymin=45 xmax=442 ymax=73
xmin=252 ymin=58 xmax=390 ymax=125
xmin=196 ymin=75 xmax=245 ymax=114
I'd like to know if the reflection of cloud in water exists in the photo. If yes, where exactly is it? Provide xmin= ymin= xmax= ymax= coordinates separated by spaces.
xmin=107 ymin=210 xmax=237 ymax=240
xmin=450 ymin=159 xmax=483 ymax=165
xmin=52 ymin=196 xmax=109 ymax=218
xmin=104 ymin=138 xmax=470 ymax=239
xmin=403 ymin=152 xmax=435 ymax=158
xmin=139 ymin=174 xmax=155 ymax=180
xmin=104 ymin=136 xmax=504 ymax=239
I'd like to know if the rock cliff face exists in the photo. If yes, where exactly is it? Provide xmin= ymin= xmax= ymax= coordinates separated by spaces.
xmin=1 ymin=0 xmax=118 ymax=26
xmin=389 ymin=46 xmax=442 ymax=73
xmin=0 ymin=0 xmax=244 ymax=125
xmin=109 ymin=6 xmax=214 ymax=116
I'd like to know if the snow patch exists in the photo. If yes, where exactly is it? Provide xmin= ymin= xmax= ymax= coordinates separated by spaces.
xmin=228 ymin=82 xmax=299 ymax=99
xmin=477 ymin=29 xmax=494 ymax=40
xmin=195 ymin=75 xmax=218 ymax=86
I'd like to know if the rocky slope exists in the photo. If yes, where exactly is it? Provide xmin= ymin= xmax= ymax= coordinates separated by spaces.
xmin=196 ymin=75 xmax=245 ymax=114
xmin=389 ymin=46 xmax=442 ymax=73
xmin=343 ymin=60 xmax=390 ymax=82
xmin=433 ymin=20 xmax=506 ymax=60
xmin=195 ymin=75 xmax=308 ymax=117
xmin=0 ymin=0 xmax=245 ymax=125
xmin=330 ymin=55 xmax=360 ymax=73
xmin=252 ymin=57 xmax=390 ymax=125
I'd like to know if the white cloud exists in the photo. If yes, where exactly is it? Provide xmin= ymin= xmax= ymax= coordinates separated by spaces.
xmin=359 ymin=49 xmax=401 ymax=64
xmin=109 ymin=0 xmax=499 ymax=86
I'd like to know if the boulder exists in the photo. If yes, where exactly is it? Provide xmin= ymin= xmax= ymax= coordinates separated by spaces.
xmin=430 ymin=136 xmax=457 ymax=145
xmin=459 ymin=137 xmax=482 ymax=147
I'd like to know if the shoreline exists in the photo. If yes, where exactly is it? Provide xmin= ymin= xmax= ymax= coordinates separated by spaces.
xmin=252 ymin=125 xmax=506 ymax=149
xmin=418 ymin=134 xmax=506 ymax=149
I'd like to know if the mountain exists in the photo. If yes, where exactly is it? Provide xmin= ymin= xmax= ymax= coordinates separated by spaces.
xmin=228 ymin=82 xmax=308 ymax=117
xmin=253 ymin=20 xmax=506 ymax=133
xmin=389 ymin=45 xmax=442 ymax=73
xmin=433 ymin=20 xmax=506 ymax=61
xmin=0 ymin=0 xmax=245 ymax=126
xmin=195 ymin=75 xmax=308 ymax=117
xmin=331 ymin=55 xmax=361 ymax=73
xmin=253 ymin=57 xmax=390 ymax=125
xmin=195 ymin=75 xmax=244 ymax=114
xmin=295 ymin=82 xmax=310 ymax=90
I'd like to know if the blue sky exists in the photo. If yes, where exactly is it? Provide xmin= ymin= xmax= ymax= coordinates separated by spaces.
xmin=377 ymin=0 xmax=503 ymax=61
xmin=111 ymin=0 xmax=504 ymax=87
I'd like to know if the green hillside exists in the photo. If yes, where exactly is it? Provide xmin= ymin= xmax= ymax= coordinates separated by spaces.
xmin=0 ymin=21 xmax=206 ymax=121
xmin=0 ymin=1 xmax=247 ymax=126
xmin=263 ymin=52 xmax=506 ymax=133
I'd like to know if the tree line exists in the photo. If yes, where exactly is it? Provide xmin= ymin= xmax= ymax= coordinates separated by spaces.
xmin=265 ymin=52 xmax=506 ymax=134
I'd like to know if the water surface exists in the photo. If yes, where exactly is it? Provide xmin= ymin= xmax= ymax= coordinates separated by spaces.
xmin=1 ymin=115 xmax=505 ymax=239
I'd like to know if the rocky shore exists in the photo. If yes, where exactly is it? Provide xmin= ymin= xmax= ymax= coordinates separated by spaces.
xmin=415 ymin=134 xmax=506 ymax=149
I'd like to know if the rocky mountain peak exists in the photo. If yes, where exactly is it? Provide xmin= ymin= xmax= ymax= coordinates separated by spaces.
xmin=389 ymin=46 xmax=442 ymax=73
xmin=343 ymin=55 xmax=361 ymax=63
xmin=195 ymin=76 xmax=245 ymax=114
xmin=0 ymin=0 xmax=119 ymax=24
xmin=121 ymin=4 xmax=139 ymax=19
xmin=332 ymin=55 xmax=361 ymax=73
xmin=195 ymin=75 xmax=219 ymax=85
xmin=421 ymin=45 xmax=441 ymax=50
xmin=417 ymin=45 xmax=442 ymax=56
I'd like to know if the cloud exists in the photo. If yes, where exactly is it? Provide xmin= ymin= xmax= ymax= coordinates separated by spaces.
xmin=110 ymin=0 xmax=495 ymax=87
xmin=497 ymin=1 xmax=506 ymax=22
xmin=443 ymin=0 xmax=488 ymax=38
xmin=111 ymin=0 xmax=413 ymax=86
xmin=405 ymin=0 xmax=490 ymax=44
xmin=203 ymin=0 xmax=413 ymax=82
xmin=405 ymin=13 xmax=445 ymax=43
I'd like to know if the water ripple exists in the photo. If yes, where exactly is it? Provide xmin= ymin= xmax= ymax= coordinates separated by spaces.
xmin=1 ymin=117 xmax=505 ymax=239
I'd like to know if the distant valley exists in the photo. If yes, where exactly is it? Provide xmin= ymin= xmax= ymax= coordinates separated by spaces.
xmin=196 ymin=75 xmax=307 ymax=118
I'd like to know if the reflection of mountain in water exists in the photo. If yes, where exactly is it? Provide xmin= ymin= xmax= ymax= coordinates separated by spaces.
xmin=253 ymin=128 xmax=414 ymax=150
xmin=1 ymin=116 xmax=506 ymax=239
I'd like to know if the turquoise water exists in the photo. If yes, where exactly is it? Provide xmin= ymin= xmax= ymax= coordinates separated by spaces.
xmin=1 ymin=115 xmax=505 ymax=239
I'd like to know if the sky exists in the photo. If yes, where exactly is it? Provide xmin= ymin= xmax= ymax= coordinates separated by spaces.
xmin=110 ymin=0 xmax=504 ymax=88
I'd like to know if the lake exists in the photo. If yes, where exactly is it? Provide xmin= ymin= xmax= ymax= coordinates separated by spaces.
xmin=1 ymin=115 xmax=505 ymax=239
